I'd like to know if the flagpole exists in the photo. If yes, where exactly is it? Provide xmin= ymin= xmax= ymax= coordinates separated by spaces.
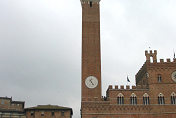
xmin=126 ymin=78 xmax=128 ymax=86
xmin=127 ymin=75 xmax=128 ymax=86
xmin=173 ymin=49 xmax=175 ymax=59
xmin=127 ymin=75 xmax=130 ymax=86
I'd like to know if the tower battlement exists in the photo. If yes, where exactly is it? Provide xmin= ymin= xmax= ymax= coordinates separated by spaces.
xmin=80 ymin=0 xmax=100 ymax=3
xmin=145 ymin=50 xmax=176 ymax=63
xmin=158 ymin=58 xmax=176 ymax=63
xmin=145 ymin=50 xmax=157 ymax=55
xmin=145 ymin=50 xmax=157 ymax=63
xmin=107 ymin=85 xmax=139 ymax=90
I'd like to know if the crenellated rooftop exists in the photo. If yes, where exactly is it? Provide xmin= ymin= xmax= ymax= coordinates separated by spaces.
xmin=107 ymin=85 xmax=149 ymax=91
xmin=80 ymin=0 xmax=100 ymax=3
xmin=136 ymin=50 xmax=176 ymax=83
xmin=145 ymin=50 xmax=176 ymax=64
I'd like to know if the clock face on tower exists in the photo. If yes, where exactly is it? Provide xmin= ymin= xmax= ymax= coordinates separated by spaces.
xmin=85 ymin=76 xmax=98 ymax=89
xmin=171 ymin=71 xmax=176 ymax=82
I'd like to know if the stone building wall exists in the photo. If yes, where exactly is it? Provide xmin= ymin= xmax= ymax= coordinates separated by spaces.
xmin=26 ymin=110 xmax=72 ymax=118
xmin=0 ymin=97 xmax=25 ymax=118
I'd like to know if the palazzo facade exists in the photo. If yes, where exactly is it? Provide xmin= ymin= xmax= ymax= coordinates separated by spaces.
xmin=80 ymin=0 xmax=176 ymax=118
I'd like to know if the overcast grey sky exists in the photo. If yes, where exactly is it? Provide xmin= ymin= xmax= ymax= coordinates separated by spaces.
xmin=0 ymin=0 xmax=176 ymax=117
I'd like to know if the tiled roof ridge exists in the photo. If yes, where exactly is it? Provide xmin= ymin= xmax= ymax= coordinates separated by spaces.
xmin=25 ymin=104 xmax=72 ymax=110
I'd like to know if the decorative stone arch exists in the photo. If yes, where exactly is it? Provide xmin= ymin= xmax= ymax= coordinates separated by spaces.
xmin=171 ymin=92 xmax=176 ymax=96
xmin=131 ymin=93 xmax=137 ymax=97
xmin=143 ymin=93 xmax=149 ymax=97
xmin=117 ymin=93 xmax=124 ymax=97
xmin=158 ymin=93 xmax=164 ymax=97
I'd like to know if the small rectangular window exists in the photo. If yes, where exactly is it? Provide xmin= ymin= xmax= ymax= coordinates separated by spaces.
xmin=41 ymin=111 xmax=44 ymax=116
xmin=61 ymin=111 xmax=64 ymax=116
xmin=52 ymin=111 xmax=55 ymax=116
xmin=1 ymin=100 xmax=4 ymax=104
xmin=158 ymin=74 xmax=162 ymax=82
xmin=31 ymin=112 xmax=34 ymax=116
xmin=90 ymin=1 xmax=92 ymax=7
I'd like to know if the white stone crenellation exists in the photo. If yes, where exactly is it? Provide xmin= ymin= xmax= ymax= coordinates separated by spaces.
xmin=80 ymin=0 xmax=100 ymax=2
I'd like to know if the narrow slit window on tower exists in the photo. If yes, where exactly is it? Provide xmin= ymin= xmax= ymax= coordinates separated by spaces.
xmin=90 ymin=1 xmax=92 ymax=7
xmin=51 ymin=111 xmax=55 ymax=116
xmin=171 ymin=92 xmax=176 ymax=104
xmin=61 ymin=111 xmax=64 ymax=116
xmin=1 ymin=100 xmax=4 ymax=104
xmin=158 ymin=74 xmax=162 ymax=83
xmin=41 ymin=111 xmax=44 ymax=116
xmin=30 ymin=112 xmax=34 ymax=116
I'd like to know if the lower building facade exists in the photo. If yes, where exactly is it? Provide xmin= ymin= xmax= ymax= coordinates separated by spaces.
xmin=25 ymin=105 xmax=73 ymax=118
xmin=0 ymin=97 xmax=73 ymax=118
xmin=0 ymin=97 xmax=26 ymax=118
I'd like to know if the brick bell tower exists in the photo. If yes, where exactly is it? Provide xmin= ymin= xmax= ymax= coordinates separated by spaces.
xmin=81 ymin=0 xmax=101 ymax=101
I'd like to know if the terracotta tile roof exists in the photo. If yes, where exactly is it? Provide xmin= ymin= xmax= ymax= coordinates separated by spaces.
xmin=26 ymin=105 xmax=72 ymax=110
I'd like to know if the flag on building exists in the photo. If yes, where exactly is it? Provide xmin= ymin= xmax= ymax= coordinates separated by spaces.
xmin=127 ymin=76 xmax=130 ymax=82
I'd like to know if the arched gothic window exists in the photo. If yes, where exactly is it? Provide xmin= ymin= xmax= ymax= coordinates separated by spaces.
xmin=158 ymin=93 xmax=165 ymax=105
xmin=117 ymin=93 xmax=124 ymax=105
xmin=171 ymin=92 xmax=176 ymax=104
xmin=130 ymin=93 xmax=137 ymax=105
xmin=143 ymin=93 xmax=150 ymax=105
